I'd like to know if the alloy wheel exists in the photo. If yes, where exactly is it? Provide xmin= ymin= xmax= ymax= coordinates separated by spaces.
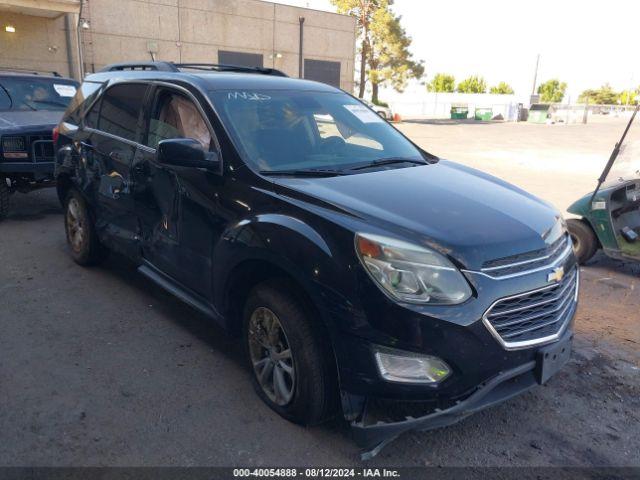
xmin=248 ymin=307 xmax=296 ymax=406
xmin=66 ymin=197 xmax=85 ymax=253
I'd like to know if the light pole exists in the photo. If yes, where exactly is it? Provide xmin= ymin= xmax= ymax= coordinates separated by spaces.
xmin=531 ymin=54 xmax=540 ymax=96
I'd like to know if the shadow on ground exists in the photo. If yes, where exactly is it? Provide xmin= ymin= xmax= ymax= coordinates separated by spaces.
xmin=4 ymin=189 xmax=62 ymax=222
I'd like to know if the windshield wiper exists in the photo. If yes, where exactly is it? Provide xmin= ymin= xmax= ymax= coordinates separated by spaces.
xmin=260 ymin=168 xmax=348 ymax=177
xmin=20 ymin=102 xmax=37 ymax=111
xmin=347 ymin=157 xmax=426 ymax=171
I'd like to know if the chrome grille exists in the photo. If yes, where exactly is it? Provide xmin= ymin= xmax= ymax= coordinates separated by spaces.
xmin=2 ymin=136 xmax=26 ymax=152
xmin=483 ymin=267 xmax=578 ymax=349
xmin=481 ymin=234 xmax=571 ymax=279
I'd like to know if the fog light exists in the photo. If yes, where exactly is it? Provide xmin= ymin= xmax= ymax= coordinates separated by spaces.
xmin=374 ymin=347 xmax=451 ymax=384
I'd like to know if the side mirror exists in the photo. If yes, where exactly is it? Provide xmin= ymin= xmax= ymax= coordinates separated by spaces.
xmin=157 ymin=138 xmax=220 ymax=171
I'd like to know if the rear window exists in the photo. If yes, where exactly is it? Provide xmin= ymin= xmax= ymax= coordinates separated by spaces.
xmin=64 ymin=81 xmax=104 ymax=124
xmin=95 ymin=83 xmax=147 ymax=142
xmin=0 ymin=76 xmax=78 ymax=112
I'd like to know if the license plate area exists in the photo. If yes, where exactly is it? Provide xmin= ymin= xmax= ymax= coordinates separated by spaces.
xmin=536 ymin=335 xmax=572 ymax=384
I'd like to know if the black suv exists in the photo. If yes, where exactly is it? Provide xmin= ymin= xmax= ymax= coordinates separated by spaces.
xmin=0 ymin=71 xmax=79 ymax=220
xmin=55 ymin=62 xmax=578 ymax=457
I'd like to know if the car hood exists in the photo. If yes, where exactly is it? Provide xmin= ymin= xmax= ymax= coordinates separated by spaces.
xmin=270 ymin=160 xmax=561 ymax=270
xmin=0 ymin=110 xmax=63 ymax=133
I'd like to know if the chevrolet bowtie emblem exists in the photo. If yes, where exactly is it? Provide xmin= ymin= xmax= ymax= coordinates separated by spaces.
xmin=547 ymin=266 xmax=565 ymax=283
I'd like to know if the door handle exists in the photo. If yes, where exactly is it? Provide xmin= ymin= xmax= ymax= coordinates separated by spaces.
xmin=132 ymin=161 xmax=147 ymax=175
xmin=109 ymin=151 xmax=125 ymax=162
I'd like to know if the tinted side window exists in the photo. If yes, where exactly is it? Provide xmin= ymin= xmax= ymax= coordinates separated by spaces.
xmin=98 ymin=84 xmax=147 ymax=142
xmin=146 ymin=90 xmax=212 ymax=151
xmin=64 ymin=81 xmax=104 ymax=125
xmin=85 ymin=97 xmax=101 ymax=129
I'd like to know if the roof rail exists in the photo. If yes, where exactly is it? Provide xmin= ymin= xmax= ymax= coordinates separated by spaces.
xmin=99 ymin=62 xmax=179 ymax=72
xmin=98 ymin=61 xmax=288 ymax=77
xmin=0 ymin=67 xmax=62 ymax=77
xmin=175 ymin=63 xmax=288 ymax=77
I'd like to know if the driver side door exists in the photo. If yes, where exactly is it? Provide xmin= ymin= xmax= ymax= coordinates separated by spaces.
xmin=133 ymin=85 xmax=224 ymax=299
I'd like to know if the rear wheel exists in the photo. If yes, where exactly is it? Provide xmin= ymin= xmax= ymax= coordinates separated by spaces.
xmin=243 ymin=280 xmax=338 ymax=425
xmin=65 ymin=189 xmax=108 ymax=265
xmin=0 ymin=179 xmax=9 ymax=221
xmin=567 ymin=218 xmax=598 ymax=264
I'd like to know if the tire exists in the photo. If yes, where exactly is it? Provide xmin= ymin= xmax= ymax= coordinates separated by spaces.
xmin=567 ymin=218 xmax=598 ymax=264
xmin=243 ymin=279 xmax=338 ymax=425
xmin=0 ymin=179 xmax=9 ymax=221
xmin=64 ymin=189 xmax=108 ymax=266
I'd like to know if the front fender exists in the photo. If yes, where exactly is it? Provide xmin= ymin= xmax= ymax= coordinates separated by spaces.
xmin=566 ymin=191 xmax=593 ymax=217
xmin=212 ymin=213 xmax=357 ymax=331
xmin=567 ymin=190 xmax=620 ymax=250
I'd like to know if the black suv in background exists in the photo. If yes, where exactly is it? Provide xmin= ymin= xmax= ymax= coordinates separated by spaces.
xmin=54 ymin=62 xmax=578 ymax=458
xmin=0 ymin=72 xmax=79 ymax=220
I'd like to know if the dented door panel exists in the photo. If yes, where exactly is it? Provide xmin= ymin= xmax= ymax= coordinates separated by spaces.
xmin=133 ymin=146 xmax=223 ymax=298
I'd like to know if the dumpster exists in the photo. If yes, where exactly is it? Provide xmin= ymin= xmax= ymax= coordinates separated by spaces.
xmin=450 ymin=104 xmax=468 ymax=119
xmin=474 ymin=107 xmax=493 ymax=121
xmin=517 ymin=103 xmax=529 ymax=122
xmin=528 ymin=104 xmax=551 ymax=123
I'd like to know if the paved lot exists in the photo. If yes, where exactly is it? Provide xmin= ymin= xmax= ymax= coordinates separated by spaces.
xmin=1 ymin=119 xmax=639 ymax=467
xmin=397 ymin=116 xmax=626 ymax=213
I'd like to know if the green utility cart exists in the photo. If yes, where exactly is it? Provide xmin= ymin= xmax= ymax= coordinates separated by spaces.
xmin=450 ymin=104 xmax=468 ymax=119
xmin=474 ymin=107 xmax=493 ymax=121
xmin=567 ymin=105 xmax=640 ymax=264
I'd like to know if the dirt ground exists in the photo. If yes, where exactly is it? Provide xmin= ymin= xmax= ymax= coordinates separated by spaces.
xmin=0 ymin=118 xmax=638 ymax=467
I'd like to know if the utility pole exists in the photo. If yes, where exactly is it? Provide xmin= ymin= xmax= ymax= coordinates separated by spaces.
xmin=626 ymin=73 xmax=634 ymax=108
xmin=531 ymin=54 xmax=540 ymax=95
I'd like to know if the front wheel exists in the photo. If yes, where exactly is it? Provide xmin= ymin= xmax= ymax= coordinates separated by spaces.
xmin=243 ymin=280 xmax=338 ymax=425
xmin=64 ymin=189 xmax=108 ymax=265
xmin=567 ymin=218 xmax=598 ymax=264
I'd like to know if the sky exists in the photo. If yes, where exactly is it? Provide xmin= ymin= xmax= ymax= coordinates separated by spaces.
xmin=272 ymin=0 xmax=640 ymax=100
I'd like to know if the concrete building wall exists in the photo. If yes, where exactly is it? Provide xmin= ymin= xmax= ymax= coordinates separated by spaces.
xmin=0 ymin=11 xmax=75 ymax=77
xmin=79 ymin=0 xmax=357 ymax=91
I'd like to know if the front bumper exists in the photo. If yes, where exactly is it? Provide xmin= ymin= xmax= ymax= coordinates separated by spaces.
xmin=327 ymin=255 xmax=578 ymax=458
xmin=0 ymin=161 xmax=54 ymax=173
xmin=351 ymin=328 xmax=573 ymax=459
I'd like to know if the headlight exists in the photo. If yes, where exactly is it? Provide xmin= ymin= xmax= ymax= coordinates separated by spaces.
xmin=355 ymin=233 xmax=472 ymax=305
xmin=2 ymin=136 xmax=26 ymax=152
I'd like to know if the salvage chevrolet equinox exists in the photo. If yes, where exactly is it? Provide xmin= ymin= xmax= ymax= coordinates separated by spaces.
xmin=54 ymin=62 xmax=579 ymax=458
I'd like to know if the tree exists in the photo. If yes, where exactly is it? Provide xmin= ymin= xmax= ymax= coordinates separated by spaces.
xmin=367 ymin=8 xmax=423 ymax=103
xmin=619 ymin=89 xmax=639 ymax=105
xmin=578 ymin=84 xmax=619 ymax=105
xmin=577 ymin=89 xmax=597 ymax=104
xmin=490 ymin=82 xmax=514 ymax=95
xmin=427 ymin=73 xmax=455 ymax=93
xmin=457 ymin=75 xmax=487 ymax=94
xmin=537 ymin=79 xmax=567 ymax=103
xmin=331 ymin=0 xmax=423 ymax=100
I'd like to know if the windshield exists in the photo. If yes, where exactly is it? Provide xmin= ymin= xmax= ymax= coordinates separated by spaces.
xmin=208 ymin=89 xmax=424 ymax=173
xmin=602 ymin=111 xmax=640 ymax=188
xmin=0 ymin=77 xmax=78 ymax=112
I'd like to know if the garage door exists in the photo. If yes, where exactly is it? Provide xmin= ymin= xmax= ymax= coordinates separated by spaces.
xmin=218 ymin=51 xmax=264 ymax=68
xmin=304 ymin=59 xmax=341 ymax=88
